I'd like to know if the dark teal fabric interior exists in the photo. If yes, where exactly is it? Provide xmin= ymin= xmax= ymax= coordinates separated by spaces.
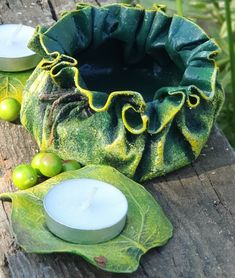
xmin=78 ymin=39 xmax=183 ymax=102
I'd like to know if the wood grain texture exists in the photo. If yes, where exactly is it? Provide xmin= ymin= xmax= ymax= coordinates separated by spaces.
xmin=0 ymin=1 xmax=235 ymax=277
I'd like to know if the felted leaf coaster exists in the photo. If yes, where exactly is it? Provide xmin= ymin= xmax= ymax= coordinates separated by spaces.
xmin=0 ymin=165 xmax=173 ymax=273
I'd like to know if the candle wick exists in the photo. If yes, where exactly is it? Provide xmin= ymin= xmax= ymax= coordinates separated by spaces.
xmin=80 ymin=187 xmax=98 ymax=211
xmin=6 ymin=24 xmax=24 ymax=46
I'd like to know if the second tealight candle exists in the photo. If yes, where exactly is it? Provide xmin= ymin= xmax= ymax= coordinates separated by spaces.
xmin=43 ymin=178 xmax=128 ymax=244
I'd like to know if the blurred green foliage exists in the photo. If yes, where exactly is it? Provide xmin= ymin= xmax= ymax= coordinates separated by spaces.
xmin=121 ymin=0 xmax=235 ymax=147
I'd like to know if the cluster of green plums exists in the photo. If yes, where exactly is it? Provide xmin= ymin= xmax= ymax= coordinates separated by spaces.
xmin=0 ymin=97 xmax=21 ymax=122
xmin=0 ymin=97 xmax=81 ymax=189
xmin=12 ymin=152 xmax=81 ymax=190
xmin=0 ymin=98 xmax=81 ymax=190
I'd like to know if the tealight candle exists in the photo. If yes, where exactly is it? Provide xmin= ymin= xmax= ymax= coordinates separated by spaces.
xmin=0 ymin=24 xmax=41 ymax=72
xmin=43 ymin=179 xmax=128 ymax=244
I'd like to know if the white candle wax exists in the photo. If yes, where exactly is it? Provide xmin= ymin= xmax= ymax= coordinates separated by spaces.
xmin=43 ymin=179 xmax=128 ymax=244
xmin=0 ymin=24 xmax=41 ymax=72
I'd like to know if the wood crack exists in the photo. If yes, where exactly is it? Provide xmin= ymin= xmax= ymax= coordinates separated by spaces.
xmin=208 ymin=174 xmax=233 ymax=217
xmin=139 ymin=262 xmax=150 ymax=278
xmin=94 ymin=0 xmax=101 ymax=7
xmin=5 ymin=0 xmax=10 ymax=9
xmin=3 ymin=253 xmax=9 ymax=268
xmin=2 ymin=202 xmax=10 ymax=224
xmin=36 ymin=0 xmax=44 ymax=11
xmin=192 ymin=163 xmax=234 ymax=218
xmin=47 ymin=0 xmax=58 ymax=21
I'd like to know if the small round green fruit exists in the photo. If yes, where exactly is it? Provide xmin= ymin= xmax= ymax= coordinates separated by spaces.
xmin=0 ymin=98 xmax=21 ymax=122
xmin=39 ymin=153 xmax=62 ymax=177
xmin=62 ymin=160 xmax=81 ymax=172
xmin=31 ymin=152 xmax=46 ymax=175
xmin=12 ymin=164 xmax=38 ymax=190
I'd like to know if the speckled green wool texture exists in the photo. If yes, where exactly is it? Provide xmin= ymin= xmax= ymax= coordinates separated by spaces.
xmin=21 ymin=3 xmax=224 ymax=181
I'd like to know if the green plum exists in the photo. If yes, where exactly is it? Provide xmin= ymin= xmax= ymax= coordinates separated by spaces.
xmin=12 ymin=164 xmax=38 ymax=190
xmin=0 ymin=98 xmax=21 ymax=122
xmin=31 ymin=152 xmax=46 ymax=175
xmin=62 ymin=160 xmax=81 ymax=172
xmin=39 ymin=153 xmax=62 ymax=177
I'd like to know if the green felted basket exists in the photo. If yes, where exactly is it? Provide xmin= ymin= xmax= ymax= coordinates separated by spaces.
xmin=21 ymin=3 xmax=224 ymax=181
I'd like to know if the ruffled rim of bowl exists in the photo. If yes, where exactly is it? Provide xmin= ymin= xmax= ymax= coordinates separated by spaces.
xmin=28 ymin=3 xmax=221 ymax=135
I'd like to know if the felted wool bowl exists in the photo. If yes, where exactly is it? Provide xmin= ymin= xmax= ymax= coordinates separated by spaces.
xmin=21 ymin=3 xmax=224 ymax=181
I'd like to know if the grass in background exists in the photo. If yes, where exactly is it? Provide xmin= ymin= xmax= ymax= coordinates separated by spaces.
xmin=121 ymin=0 xmax=235 ymax=148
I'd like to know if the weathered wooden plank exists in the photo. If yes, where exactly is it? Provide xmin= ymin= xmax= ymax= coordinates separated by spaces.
xmin=46 ymin=0 xmax=127 ymax=20
xmin=142 ymin=128 xmax=235 ymax=277
xmin=0 ymin=1 xmax=235 ymax=277
xmin=0 ymin=123 xmax=39 ymax=277
xmin=0 ymin=2 xmax=53 ymax=277
xmin=0 ymin=0 xmax=53 ymax=25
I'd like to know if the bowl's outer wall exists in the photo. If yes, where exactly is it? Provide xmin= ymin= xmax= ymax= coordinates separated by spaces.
xmin=20 ymin=4 xmax=224 ymax=181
